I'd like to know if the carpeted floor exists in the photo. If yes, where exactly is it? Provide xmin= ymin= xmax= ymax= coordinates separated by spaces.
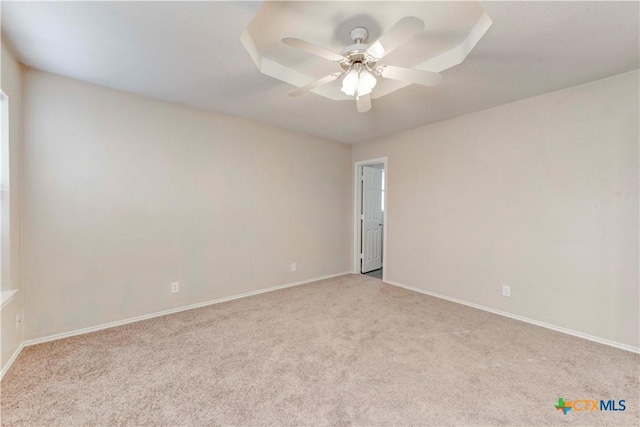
xmin=1 ymin=274 xmax=638 ymax=426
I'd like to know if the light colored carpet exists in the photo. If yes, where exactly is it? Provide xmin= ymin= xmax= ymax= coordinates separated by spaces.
xmin=1 ymin=274 xmax=638 ymax=426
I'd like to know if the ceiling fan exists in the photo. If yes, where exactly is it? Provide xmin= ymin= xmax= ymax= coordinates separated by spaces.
xmin=282 ymin=17 xmax=442 ymax=113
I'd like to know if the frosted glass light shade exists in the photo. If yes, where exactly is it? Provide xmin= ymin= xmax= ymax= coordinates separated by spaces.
xmin=357 ymin=69 xmax=377 ymax=96
xmin=340 ymin=69 xmax=359 ymax=96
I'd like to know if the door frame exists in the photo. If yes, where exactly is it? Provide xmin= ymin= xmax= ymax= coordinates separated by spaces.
xmin=353 ymin=157 xmax=388 ymax=282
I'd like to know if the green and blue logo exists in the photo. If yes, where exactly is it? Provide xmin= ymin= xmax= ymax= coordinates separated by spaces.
xmin=555 ymin=398 xmax=572 ymax=415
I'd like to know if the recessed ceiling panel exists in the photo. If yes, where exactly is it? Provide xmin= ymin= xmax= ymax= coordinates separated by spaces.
xmin=241 ymin=1 xmax=491 ymax=102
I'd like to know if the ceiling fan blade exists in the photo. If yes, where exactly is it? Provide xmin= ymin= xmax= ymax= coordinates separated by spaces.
xmin=378 ymin=65 xmax=442 ymax=86
xmin=289 ymin=73 xmax=343 ymax=97
xmin=356 ymin=94 xmax=372 ymax=113
xmin=282 ymin=37 xmax=344 ymax=62
xmin=366 ymin=17 xmax=425 ymax=59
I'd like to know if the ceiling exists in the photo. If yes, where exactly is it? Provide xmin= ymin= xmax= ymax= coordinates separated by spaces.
xmin=2 ymin=1 xmax=638 ymax=144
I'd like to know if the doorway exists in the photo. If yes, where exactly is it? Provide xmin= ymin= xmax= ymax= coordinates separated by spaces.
xmin=354 ymin=158 xmax=387 ymax=281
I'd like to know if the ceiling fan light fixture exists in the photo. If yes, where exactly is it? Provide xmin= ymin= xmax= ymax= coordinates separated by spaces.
xmin=340 ymin=65 xmax=377 ymax=97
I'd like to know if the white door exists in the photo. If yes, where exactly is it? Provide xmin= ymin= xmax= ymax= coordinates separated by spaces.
xmin=362 ymin=165 xmax=383 ymax=273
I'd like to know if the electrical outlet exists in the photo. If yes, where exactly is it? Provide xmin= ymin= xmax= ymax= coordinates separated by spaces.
xmin=171 ymin=282 xmax=179 ymax=293
xmin=502 ymin=285 xmax=511 ymax=297
xmin=16 ymin=313 xmax=21 ymax=329
xmin=291 ymin=262 xmax=297 ymax=272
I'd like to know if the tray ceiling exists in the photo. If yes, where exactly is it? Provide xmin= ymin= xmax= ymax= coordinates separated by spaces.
xmin=241 ymin=1 xmax=491 ymax=101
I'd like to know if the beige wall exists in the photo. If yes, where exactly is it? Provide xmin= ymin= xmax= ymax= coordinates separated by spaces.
xmin=1 ymin=43 xmax=24 ymax=370
xmin=353 ymin=70 xmax=639 ymax=349
xmin=22 ymin=69 xmax=352 ymax=340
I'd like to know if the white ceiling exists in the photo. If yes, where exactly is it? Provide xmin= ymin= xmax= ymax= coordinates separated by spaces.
xmin=2 ymin=1 xmax=638 ymax=144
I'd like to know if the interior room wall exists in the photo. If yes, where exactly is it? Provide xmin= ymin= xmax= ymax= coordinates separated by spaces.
xmin=22 ymin=69 xmax=352 ymax=341
xmin=1 ymin=43 xmax=24 ymax=371
xmin=353 ymin=70 xmax=639 ymax=349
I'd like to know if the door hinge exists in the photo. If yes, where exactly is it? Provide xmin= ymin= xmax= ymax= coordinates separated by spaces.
xmin=360 ymin=214 xmax=364 ymax=220
xmin=360 ymin=253 xmax=364 ymax=259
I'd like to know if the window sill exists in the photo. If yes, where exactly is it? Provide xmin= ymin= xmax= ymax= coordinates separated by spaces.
xmin=1 ymin=289 xmax=18 ymax=310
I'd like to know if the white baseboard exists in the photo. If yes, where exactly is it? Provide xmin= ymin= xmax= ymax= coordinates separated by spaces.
xmin=385 ymin=279 xmax=640 ymax=354
xmin=1 ymin=342 xmax=24 ymax=380
xmin=24 ymin=271 xmax=353 ymax=347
